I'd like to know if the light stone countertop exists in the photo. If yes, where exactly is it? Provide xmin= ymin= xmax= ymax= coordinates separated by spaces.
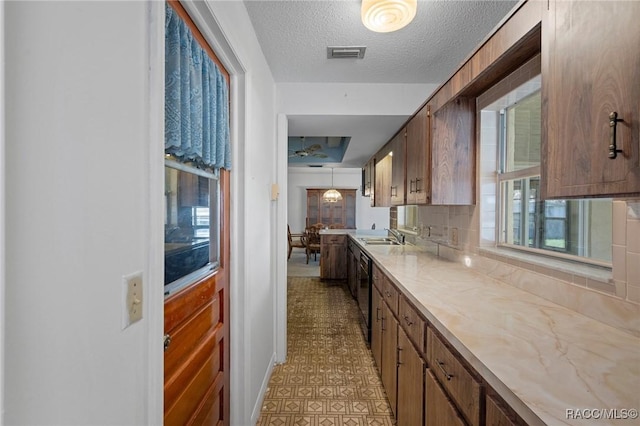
xmin=343 ymin=234 xmax=640 ymax=426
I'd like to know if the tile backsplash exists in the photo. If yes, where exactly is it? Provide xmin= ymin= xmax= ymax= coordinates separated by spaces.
xmin=394 ymin=199 xmax=640 ymax=336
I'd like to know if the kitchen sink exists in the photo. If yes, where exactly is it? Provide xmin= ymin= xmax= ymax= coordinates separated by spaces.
xmin=365 ymin=240 xmax=400 ymax=245
xmin=358 ymin=237 xmax=400 ymax=245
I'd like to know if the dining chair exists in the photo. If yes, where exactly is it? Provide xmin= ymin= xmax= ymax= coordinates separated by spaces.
xmin=303 ymin=226 xmax=321 ymax=264
xmin=287 ymin=225 xmax=306 ymax=260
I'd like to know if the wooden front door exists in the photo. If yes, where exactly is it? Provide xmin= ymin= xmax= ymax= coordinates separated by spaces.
xmin=163 ymin=170 xmax=231 ymax=425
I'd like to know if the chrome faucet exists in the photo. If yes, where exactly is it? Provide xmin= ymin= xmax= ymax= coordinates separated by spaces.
xmin=385 ymin=228 xmax=405 ymax=244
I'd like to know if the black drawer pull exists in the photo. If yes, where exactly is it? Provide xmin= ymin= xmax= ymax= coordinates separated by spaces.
xmin=436 ymin=358 xmax=454 ymax=381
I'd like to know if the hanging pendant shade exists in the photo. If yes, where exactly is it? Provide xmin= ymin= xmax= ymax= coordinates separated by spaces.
xmin=323 ymin=168 xmax=343 ymax=203
xmin=323 ymin=188 xmax=343 ymax=203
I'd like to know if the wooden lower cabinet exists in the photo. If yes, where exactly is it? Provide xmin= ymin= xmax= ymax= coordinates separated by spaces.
xmin=425 ymin=369 xmax=466 ymax=426
xmin=370 ymin=269 xmax=524 ymax=426
xmin=427 ymin=328 xmax=482 ymax=426
xmin=486 ymin=394 xmax=520 ymax=426
xmin=397 ymin=327 xmax=425 ymax=426
xmin=381 ymin=302 xmax=399 ymax=415
xmin=320 ymin=234 xmax=347 ymax=279
xmin=371 ymin=287 xmax=383 ymax=372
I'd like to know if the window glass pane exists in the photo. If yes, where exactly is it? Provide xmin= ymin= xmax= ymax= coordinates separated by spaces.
xmin=512 ymin=180 xmax=523 ymax=246
xmin=397 ymin=205 xmax=418 ymax=231
xmin=482 ymin=69 xmax=612 ymax=264
xmin=164 ymin=165 xmax=219 ymax=285
xmin=499 ymin=175 xmax=612 ymax=261
xmin=505 ymin=92 xmax=541 ymax=172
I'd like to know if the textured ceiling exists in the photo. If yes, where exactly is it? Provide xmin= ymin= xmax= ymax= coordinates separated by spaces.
xmin=244 ymin=0 xmax=518 ymax=84
xmin=243 ymin=0 xmax=519 ymax=166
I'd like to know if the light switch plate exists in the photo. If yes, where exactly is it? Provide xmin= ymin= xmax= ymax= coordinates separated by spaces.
xmin=122 ymin=271 xmax=143 ymax=329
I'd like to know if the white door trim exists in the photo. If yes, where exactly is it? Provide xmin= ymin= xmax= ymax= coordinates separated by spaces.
xmin=146 ymin=1 xmax=165 ymax=424
xmin=0 ymin=1 xmax=6 ymax=424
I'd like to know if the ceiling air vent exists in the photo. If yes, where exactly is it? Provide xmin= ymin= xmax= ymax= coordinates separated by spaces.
xmin=327 ymin=46 xmax=366 ymax=59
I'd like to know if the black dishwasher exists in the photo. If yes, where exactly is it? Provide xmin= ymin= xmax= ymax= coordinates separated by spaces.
xmin=358 ymin=252 xmax=372 ymax=342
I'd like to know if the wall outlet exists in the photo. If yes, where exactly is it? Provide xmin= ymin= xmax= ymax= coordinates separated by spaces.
xmin=122 ymin=272 xmax=143 ymax=329
xmin=451 ymin=227 xmax=459 ymax=246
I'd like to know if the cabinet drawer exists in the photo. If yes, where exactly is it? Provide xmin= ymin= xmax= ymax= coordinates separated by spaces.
xmin=322 ymin=234 xmax=346 ymax=245
xmin=372 ymin=263 xmax=383 ymax=292
xmin=382 ymin=277 xmax=399 ymax=315
xmin=399 ymin=296 xmax=425 ymax=352
xmin=427 ymin=328 xmax=482 ymax=426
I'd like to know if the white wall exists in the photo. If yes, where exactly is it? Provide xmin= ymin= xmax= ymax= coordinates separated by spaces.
xmin=0 ymin=1 xmax=5 ymax=422
xmin=2 ymin=1 xmax=280 ymax=425
xmin=277 ymin=82 xmax=437 ymax=116
xmin=280 ymin=82 xmax=435 ymax=236
xmin=4 ymin=1 xmax=152 ymax=424
xmin=287 ymin=168 xmax=390 ymax=233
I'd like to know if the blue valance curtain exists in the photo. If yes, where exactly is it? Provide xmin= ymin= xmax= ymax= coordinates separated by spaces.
xmin=165 ymin=4 xmax=231 ymax=170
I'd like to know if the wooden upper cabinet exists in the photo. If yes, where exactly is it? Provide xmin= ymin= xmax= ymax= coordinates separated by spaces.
xmin=431 ymin=97 xmax=476 ymax=205
xmin=374 ymin=153 xmax=392 ymax=207
xmin=406 ymin=104 xmax=431 ymax=205
xmin=362 ymin=159 xmax=374 ymax=197
xmin=390 ymin=131 xmax=407 ymax=206
xmin=542 ymin=0 xmax=640 ymax=198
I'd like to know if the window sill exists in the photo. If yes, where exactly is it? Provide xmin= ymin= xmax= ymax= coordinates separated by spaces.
xmin=164 ymin=262 xmax=219 ymax=298
xmin=478 ymin=246 xmax=615 ymax=294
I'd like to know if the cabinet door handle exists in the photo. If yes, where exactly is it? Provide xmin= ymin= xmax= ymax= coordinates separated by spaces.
xmin=436 ymin=358 xmax=454 ymax=381
xmin=409 ymin=179 xmax=415 ymax=194
xmin=397 ymin=347 xmax=403 ymax=366
xmin=376 ymin=307 xmax=381 ymax=321
xmin=415 ymin=178 xmax=422 ymax=193
xmin=390 ymin=186 xmax=397 ymax=197
xmin=164 ymin=334 xmax=172 ymax=352
xmin=385 ymin=290 xmax=391 ymax=298
xmin=609 ymin=111 xmax=624 ymax=159
xmin=381 ymin=316 xmax=386 ymax=332
xmin=403 ymin=315 xmax=413 ymax=326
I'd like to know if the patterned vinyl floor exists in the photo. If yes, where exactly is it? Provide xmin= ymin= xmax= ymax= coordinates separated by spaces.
xmin=256 ymin=277 xmax=394 ymax=426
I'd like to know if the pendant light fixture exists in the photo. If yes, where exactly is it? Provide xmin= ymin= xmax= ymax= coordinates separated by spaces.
xmin=323 ymin=168 xmax=343 ymax=203
xmin=361 ymin=0 xmax=417 ymax=33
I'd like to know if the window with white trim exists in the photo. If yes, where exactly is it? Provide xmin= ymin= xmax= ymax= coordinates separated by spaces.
xmin=478 ymin=57 xmax=612 ymax=265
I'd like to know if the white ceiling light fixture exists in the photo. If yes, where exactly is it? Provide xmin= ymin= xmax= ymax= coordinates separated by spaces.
xmin=361 ymin=0 xmax=417 ymax=33
xmin=323 ymin=168 xmax=343 ymax=203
